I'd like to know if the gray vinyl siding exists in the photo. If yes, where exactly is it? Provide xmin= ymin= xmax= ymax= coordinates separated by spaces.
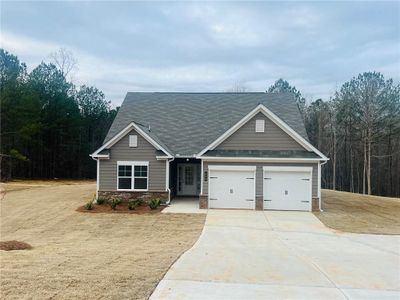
xmin=216 ymin=112 xmax=305 ymax=151
xmin=99 ymin=129 xmax=166 ymax=191
xmin=203 ymin=161 xmax=318 ymax=197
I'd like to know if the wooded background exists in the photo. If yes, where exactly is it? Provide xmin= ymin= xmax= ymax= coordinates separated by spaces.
xmin=1 ymin=49 xmax=399 ymax=197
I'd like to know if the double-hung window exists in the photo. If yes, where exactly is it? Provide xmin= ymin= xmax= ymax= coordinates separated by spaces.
xmin=117 ymin=161 xmax=149 ymax=191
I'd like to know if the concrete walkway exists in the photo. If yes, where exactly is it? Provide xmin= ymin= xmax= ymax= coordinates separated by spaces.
xmin=162 ymin=198 xmax=206 ymax=214
xmin=151 ymin=210 xmax=400 ymax=300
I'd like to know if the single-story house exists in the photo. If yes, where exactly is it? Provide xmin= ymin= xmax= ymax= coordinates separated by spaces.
xmin=91 ymin=92 xmax=328 ymax=211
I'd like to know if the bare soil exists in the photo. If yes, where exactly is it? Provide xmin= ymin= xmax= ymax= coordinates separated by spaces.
xmin=0 ymin=240 xmax=32 ymax=251
xmin=0 ymin=181 xmax=205 ymax=300
xmin=314 ymin=189 xmax=400 ymax=234
xmin=0 ymin=179 xmax=95 ymax=193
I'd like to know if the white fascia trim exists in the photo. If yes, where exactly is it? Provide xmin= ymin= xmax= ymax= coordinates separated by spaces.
xmin=263 ymin=166 xmax=313 ymax=173
xmin=91 ymin=154 xmax=110 ymax=159
xmin=197 ymin=104 xmax=328 ymax=160
xmin=156 ymin=156 xmax=169 ymax=160
xmin=201 ymin=157 xmax=323 ymax=163
xmin=209 ymin=165 xmax=256 ymax=171
xmin=91 ymin=122 xmax=173 ymax=158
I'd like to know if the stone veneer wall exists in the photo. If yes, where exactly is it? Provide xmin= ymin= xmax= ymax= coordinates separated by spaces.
xmin=255 ymin=196 xmax=263 ymax=210
xmin=98 ymin=191 xmax=169 ymax=204
xmin=312 ymin=197 xmax=320 ymax=211
xmin=199 ymin=195 xmax=208 ymax=209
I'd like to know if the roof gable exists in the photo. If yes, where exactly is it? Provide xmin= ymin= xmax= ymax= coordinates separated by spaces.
xmin=102 ymin=92 xmax=319 ymax=157
xmin=216 ymin=112 xmax=305 ymax=151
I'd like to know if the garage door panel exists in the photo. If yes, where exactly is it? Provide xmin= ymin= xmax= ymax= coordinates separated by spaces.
xmin=263 ymin=170 xmax=312 ymax=211
xmin=209 ymin=170 xmax=255 ymax=209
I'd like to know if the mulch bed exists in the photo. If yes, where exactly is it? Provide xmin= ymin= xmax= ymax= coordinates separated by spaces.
xmin=77 ymin=202 xmax=165 ymax=214
xmin=0 ymin=240 xmax=32 ymax=251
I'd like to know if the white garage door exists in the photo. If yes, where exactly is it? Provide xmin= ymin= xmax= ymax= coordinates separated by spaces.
xmin=209 ymin=166 xmax=256 ymax=209
xmin=263 ymin=167 xmax=312 ymax=211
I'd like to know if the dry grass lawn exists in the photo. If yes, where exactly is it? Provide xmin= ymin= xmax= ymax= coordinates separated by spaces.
xmin=0 ymin=181 xmax=205 ymax=300
xmin=315 ymin=189 xmax=400 ymax=234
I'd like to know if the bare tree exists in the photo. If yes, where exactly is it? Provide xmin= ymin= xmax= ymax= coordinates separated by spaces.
xmin=227 ymin=80 xmax=248 ymax=93
xmin=49 ymin=48 xmax=78 ymax=79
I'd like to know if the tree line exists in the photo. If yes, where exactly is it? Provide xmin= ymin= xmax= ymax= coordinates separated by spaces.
xmin=268 ymin=76 xmax=400 ymax=198
xmin=0 ymin=49 xmax=117 ymax=179
xmin=1 ymin=48 xmax=399 ymax=197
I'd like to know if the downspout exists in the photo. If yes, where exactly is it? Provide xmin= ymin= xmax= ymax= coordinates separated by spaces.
xmin=319 ymin=160 xmax=328 ymax=212
xmin=165 ymin=157 xmax=175 ymax=205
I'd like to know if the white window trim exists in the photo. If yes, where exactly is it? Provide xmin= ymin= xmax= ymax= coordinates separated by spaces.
xmin=255 ymin=119 xmax=265 ymax=133
xmin=117 ymin=161 xmax=149 ymax=191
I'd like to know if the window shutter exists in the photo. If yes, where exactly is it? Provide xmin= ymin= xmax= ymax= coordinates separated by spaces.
xmin=129 ymin=135 xmax=138 ymax=147
xmin=255 ymin=119 xmax=265 ymax=133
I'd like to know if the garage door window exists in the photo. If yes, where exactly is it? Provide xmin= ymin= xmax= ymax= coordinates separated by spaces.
xmin=117 ymin=161 xmax=149 ymax=191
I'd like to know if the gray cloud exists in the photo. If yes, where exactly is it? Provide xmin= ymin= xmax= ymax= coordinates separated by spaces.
xmin=1 ymin=1 xmax=399 ymax=106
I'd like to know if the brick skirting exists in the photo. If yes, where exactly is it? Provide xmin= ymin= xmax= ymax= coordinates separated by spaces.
xmin=98 ymin=191 xmax=169 ymax=204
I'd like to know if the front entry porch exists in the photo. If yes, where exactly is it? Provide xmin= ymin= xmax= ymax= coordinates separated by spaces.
xmin=169 ymin=158 xmax=201 ymax=197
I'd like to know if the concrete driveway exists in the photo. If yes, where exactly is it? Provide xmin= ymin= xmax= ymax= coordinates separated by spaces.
xmin=151 ymin=210 xmax=400 ymax=300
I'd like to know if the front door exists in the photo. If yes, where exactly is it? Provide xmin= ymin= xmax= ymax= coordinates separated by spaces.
xmin=177 ymin=164 xmax=199 ymax=196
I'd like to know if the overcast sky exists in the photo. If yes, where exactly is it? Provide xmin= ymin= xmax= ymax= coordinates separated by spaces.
xmin=1 ymin=1 xmax=399 ymax=106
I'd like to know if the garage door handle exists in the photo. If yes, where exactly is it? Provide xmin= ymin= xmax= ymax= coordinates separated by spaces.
xmin=245 ymin=199 xmax=254 ymax=201
xmin=264 ymin=177 xmax=272 ymax=180
xmin=209 ymin=198 xmax=218 ymax=201
xmin=210 ymin=177 xmax=218 ymax=179
xmin=264 ymin=199 xmax=272 ymax=202
xmin=246 ymin=177 xmax=254 ymax=179
xmin=301 ymin=201 xmax=310 ymax=203
xmin=302 ymin=178 xmax=310 ymax=181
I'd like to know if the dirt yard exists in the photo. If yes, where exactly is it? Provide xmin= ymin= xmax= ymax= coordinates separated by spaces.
xmin=0 ymin=181 xmax=205 ymax=300
xmin=315 ymin=189 xmax=400 ymax=234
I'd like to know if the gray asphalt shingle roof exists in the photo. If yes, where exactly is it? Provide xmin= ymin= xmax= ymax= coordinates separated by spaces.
xmin=104 ymin=92 xmax=308 ymax=156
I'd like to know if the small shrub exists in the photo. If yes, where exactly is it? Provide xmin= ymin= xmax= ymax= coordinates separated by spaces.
xmin=128 ymin=200 xmax=137 ymax=210
xmin=134 ymin=199 xmax=144 ymax=206
xmin=149 ymin=198 xmax=161 ymax=210
xmin=96 ymin=197 xmax=106 ymax=205
xmin=85 ymin=201 xmax=93 ymax=210
xmin=110 ymin=198 xmax=121 ymax=210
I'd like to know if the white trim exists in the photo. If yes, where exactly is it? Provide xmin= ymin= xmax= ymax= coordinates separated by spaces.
xmin=202 ymin=157 xmax=323 ymax=163
xmin=200 ymin=159 xmax=204 ymax=195
xmin=116 ymin=161 xmax=149 ymax=191
xmin=165 ymin=160 xmax=169 ymax=192
xmin=197 ymin=104 xmax=328 ymax=160
xmin=263 ymin=166 xmax=313 ymax=173
xmin=96 ymin=159 xmax=99 ymax=199
xmin=209 ymin=165 xmax=257 ymax=171
xmin=117 ymin=161 xmax=149 ymax=166
xmin=92 ymin=154 xmax=110 ymax=159
xmin=156 ymin=156 xmax=169 ymax=160
xmin=318 ymin=161 xmax=321 ymax=210
xmin=91 ymin=122 xmax=172 ymax=158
